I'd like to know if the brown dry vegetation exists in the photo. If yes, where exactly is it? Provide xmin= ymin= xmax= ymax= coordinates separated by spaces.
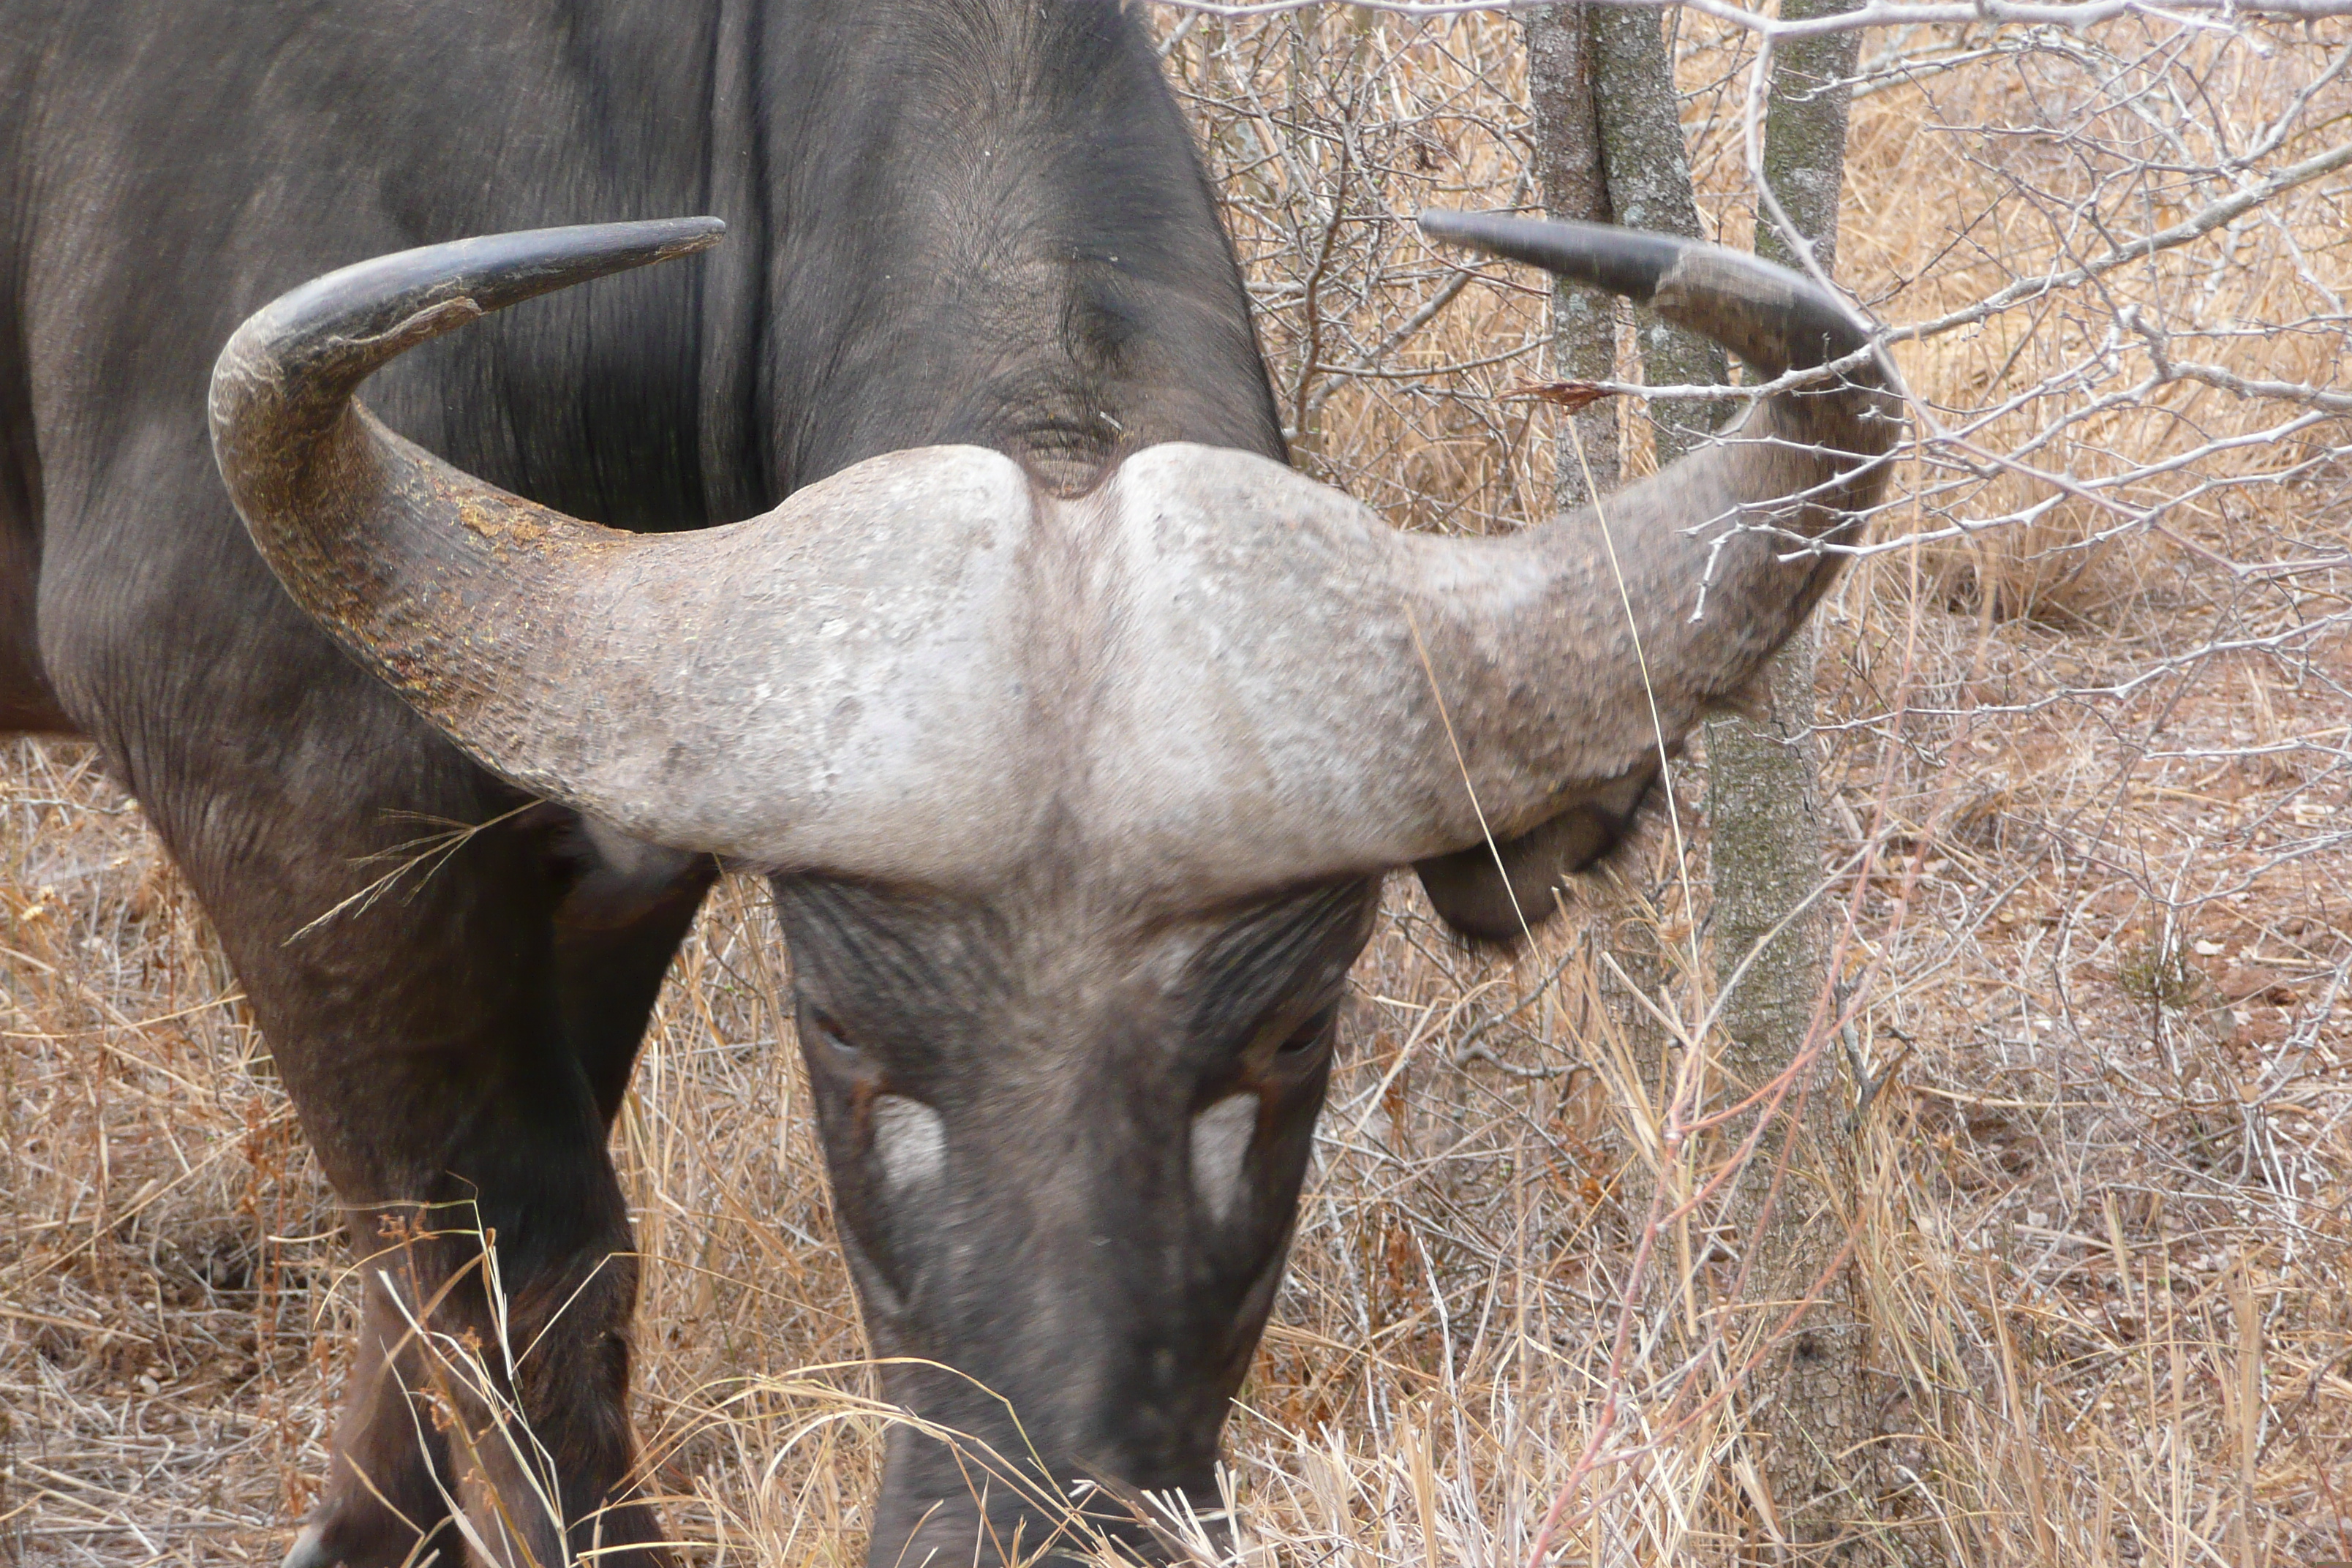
xmin=5 ymin=7 xmax=2351 ymax=1566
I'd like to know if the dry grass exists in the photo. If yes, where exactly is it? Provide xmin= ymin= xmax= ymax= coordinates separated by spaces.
xmin=7 ymin=8 xmax=2352 ymax=1567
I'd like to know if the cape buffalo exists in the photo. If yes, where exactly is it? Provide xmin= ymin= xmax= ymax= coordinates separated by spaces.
xmin=4 ymin=2 xmax=1894 ymax=1563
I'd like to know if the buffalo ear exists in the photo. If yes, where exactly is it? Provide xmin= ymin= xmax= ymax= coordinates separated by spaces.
xmin=1411 ymin=765 xmax=1659 ymax=947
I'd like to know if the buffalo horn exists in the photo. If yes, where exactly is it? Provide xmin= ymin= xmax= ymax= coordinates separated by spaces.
xmin=210 ymin=220 xmax=1049 ymax=875
xmin=1390 ymin=211 xmax=1899 ymax=936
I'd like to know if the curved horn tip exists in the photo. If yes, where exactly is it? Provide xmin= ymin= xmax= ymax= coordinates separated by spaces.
xmin=349 ymin=214 xmax=725 ymax=315
xmin=211 ymin=215 xmax=730 ymax=442
xmin=634 ymin=214 xmax=728 ymax=260
xmin=1420 ymin=208 xmax=1880 ymax=377
xmin=254 ymin=214 xmax=727 ymax=353
xmin=1418 ymin=208 xmax=1685 ymax=306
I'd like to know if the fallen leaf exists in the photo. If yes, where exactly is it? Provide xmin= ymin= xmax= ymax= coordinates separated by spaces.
xmin=1503 ymin=380 xmax=1616 ymax=412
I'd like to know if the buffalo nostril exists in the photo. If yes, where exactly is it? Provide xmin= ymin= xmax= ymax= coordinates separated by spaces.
xmin=1189 ymin=1093 xmax=1258 ymax=1222
xmin=872 ymin=1094 xmax=946 ymax=1191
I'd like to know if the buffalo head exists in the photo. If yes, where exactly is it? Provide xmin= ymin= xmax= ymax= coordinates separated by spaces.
xmin=210 ymin=214 xmax=1894 ymax=1564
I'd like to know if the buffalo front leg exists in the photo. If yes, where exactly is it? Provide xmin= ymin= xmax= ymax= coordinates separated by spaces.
xmin=110 ymin=705 xmax=679 ymax=1568
xmin=285 ymin=1109 xmax=660 ymax=1568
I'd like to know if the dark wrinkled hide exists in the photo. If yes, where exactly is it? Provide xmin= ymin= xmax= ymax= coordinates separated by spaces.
xmin=1413 ymin=763 xmax=1659 ymax=943
xmin=1 ymin=4 xmax=1323 ymax=1564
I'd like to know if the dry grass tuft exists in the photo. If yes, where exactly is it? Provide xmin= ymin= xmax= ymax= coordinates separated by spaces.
xmin=7 ymin=8 xmax=2352 ymax=1566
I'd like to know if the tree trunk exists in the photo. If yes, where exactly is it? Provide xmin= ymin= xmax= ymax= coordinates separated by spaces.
xmin=1585 ymin=7 xmax=1726 ymax=462
xmin=1703 ymin=1 xmax=1877 ymax=1556
xmin=1520 ymin=5 xmax=1695 ymax=1214
xmin=1519 ymin=8 xmax=1888 ymax=1553
xmin=1520 ymin=4 xmax=1618 ymax=504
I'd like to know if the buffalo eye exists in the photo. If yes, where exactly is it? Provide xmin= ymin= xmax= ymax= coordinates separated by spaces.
xmin=1276 ymin=1002 xmax=1341 ymax=1058
xmin=805 ymin=1007 xmax=867 ymax=1070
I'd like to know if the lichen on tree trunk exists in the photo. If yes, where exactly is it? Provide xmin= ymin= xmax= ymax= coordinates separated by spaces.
xmin=1585 ymin=5 xmax=1725 ymax=462
xmin=1525 ymin=5 xmax=1727 ymax=479
xmin=1701 ymin=0 xmax=1885 ymax=1556
xmin=1521 ymin=0 xmax=1724 ymax=1262
xmin=1520 ymin=4 xmax=1618 ymax=502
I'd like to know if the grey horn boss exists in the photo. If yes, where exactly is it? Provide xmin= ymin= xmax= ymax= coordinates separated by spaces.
xmin=211 ymin=214 xmax=1893 ymax=1560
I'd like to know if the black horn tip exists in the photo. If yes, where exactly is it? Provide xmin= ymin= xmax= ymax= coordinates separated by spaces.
xmin=260 ymin=216 xmax=725 ymax=358
xmin=1420 ymin=208 xmax=1877 ymax=374
xmin=1419 ymin=210 xmax=1686 ymax=306
xmin=212 ymin=216 xmax=727 ymax=450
